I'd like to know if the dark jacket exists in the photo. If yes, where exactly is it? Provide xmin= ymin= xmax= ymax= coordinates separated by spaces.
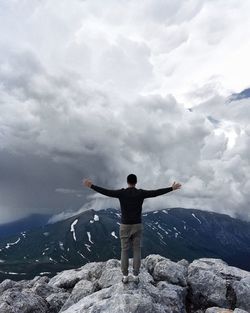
xmin=90 ymin=184 xmax=173 ymax=224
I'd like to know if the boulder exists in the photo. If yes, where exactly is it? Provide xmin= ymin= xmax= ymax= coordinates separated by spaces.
xmin=60 ymin=266 xmax=188 ymax=313
xmin=0 ymin=289 xmax=49 ymax=313
xmin=60 ymin=279 xmax=98 ymax=311
xmin=205 ymin=308 xmax=233 ymax=313
xmin=153 ymin=259 xmax=187 ymax=286
xmin=48 ymin=268 xmax=89 ymax=289
xmin=46 ymin=291 xmax=70 ymax=313
xmin=187 ymin=258 xmax=250 ymax=310
xmin=0 ymin=279 xmax=17 ymax=295
xmin=232 ymin=276 xmax=250 ymax=311
xmin=143 ymin=254 xmax=168 ymax=275
xmin=98 ymin=267 xmax=123 ymax=289
xmin=205 ymin=308 xmax=249 ymax=313
xmin=31 ymin=282 xmax=63 ymax=298
xmin=156 ymin=281 xmax=187 ymax=313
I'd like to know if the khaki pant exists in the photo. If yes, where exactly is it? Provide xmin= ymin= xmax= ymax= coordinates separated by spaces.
xmin=119 ymin=223 xmax=144 ymax=276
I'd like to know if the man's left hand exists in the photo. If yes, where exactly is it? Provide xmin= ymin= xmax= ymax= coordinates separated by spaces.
xmin=83 ymin=178 xmax=93 ymax=188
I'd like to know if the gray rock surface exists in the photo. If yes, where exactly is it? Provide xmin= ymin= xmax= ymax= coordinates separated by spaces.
xmin=0 ymin=289 xmax=49 ymax=313
xmin=233 ymin=309 xmax=249 ymax=313
xmin=205 ymin=308 xmax=249 ymax=313
xmin=60 ymin=279 xmax=98 ymax=311
xmin=205 ymin=308 xmax=233 ymax=313
xmin=187 ymin=258 xmax=250 ymax=311
xmin=0 ymin=254 xmax=249 ymax=313
xmin=232 ymin=276 xmax=250 ymax=312
xmin=153 ymin=258 xmax=187 ymax=286
xmin=46 ymin=292 xmax=70 ymax=313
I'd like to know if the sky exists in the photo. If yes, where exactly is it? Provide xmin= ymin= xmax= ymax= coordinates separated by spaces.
xmin=0 ymin=0 xmax=250 ymax=224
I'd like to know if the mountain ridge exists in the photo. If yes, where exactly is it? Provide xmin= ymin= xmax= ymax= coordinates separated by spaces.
xmin=1 ymin=207 xmax=250 ymax=282
xmin=0 ymin=214 xmax=51 ymax=239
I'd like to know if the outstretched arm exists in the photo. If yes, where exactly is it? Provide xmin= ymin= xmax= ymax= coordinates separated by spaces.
xmin=141 ymin=187 xmax=173 ymax=198
xmin=141 ymin=181 xmax=181 ymax=199
xmin=82 ymin=178 xmax=122 ymax=198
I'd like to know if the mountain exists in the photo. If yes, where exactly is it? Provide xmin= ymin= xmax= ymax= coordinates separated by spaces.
xmin=0 ymin=254 xmax=249 ymax=313
xmin=1 ymin=207 xmax=250 ymax=282
xmin=228 ymin=87 xmax=250 ymax=101
xmin=0 ymin=214 xmax=51 ymax=238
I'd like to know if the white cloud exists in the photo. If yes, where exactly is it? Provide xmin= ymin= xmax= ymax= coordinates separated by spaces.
xmin=1 ymin=0 xmax=250 ymax=102
xmin=0 ymin=0 xmax=250 ymax=223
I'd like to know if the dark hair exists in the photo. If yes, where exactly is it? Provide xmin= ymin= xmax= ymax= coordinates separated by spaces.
xmin=127 ymin=174 xmax=137 ymax=185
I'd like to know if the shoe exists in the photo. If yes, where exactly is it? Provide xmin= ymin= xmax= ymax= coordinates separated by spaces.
xmin=131 ymin=274 xmax=139 ymax=284
xmin=122 ymin=275 xmax=129 ymax=284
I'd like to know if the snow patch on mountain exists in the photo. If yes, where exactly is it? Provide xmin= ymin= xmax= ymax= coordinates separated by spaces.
xmin=59 ymin=241 xmax=64 ymax=250
xmin=5 ymin=237 xmax=21 ymax=249
xmin=70 ymin=219 xmax=78 ymax=241
xmin=111 ymin=231 xmax=118 ymax=239
xmin=90 ymin=214 xmax=100 ymax=223
xmin=192 ymin=213 xmax=202 ymax=224
xmin=84 ymin=243 xmax=91 ymax=252
xmin=87 ymin=232 xmax=94 ymax=244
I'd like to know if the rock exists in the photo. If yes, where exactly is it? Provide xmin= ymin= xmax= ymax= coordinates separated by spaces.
xmin=98 ymin=267 xmax=123 ymax=288
xmin=143 ymin=254 xmax=168 ymax=275
xmin=46 ymin=291 xmax=70 ymax=313
xmin=205 ymin=308 xmax=233 ymax=313
xmin=178 ymin=259 xmax=190 ymax=268
xmin=18 ymin=276 xmax=47 ymax=289
xmin=0 ymin=289 xmax=49 ymax=313
xmin=153 ymin=259 xmax=187 ymax=286
xmin=233 ymin=309 xmax=249 ymax=313
xmin=61 ymin=281 xmax=161 ymax=313
xmin=189 ymin=259 xmax=250 ymax=280
xmin=62 ymin=272 xmax=182 ymax=313
xmin=48 ymin=261 xmax=105 ymax=290
xmin=0 ymin=254 xmax=250 ymax=313
xmin=136 ymin=269 xmax=155 ymax=285
xmin=79 ymin=261 xmax=105 ymax=280
xmin=187 ymin=258 xmax=250 ymax=311
xmin=188 ymin=263 xmax=229 ymax=309
xmin=0 ymin=302 xmax=13 ymax=313
xmin=105 ymin=258 xmax=121 ymax=269
xmin=156 ymin=281 xmax=187 ymax=312
xmin=60 ymin=279 xmax=98 ymax=311
xmin=232 ymin=276 xmax=250 ymax=311
xmin=0 ymin=279 xmax=17 ymax=295
xmin=61 ymin=267 xmax=188 ymax=313
xmin=204 ymin=308 xmax=249 ymax=313
xmin=28 ymin=275 xmax=50 ymax=288
xmin=31 ymin=281 xmax=63 ymax=298
xmin=48 ymin=268 xmax=89 ymax=289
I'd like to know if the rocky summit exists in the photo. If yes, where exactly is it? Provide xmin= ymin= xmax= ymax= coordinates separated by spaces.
xmin=0 ymin=254 xmax=249 ymax=313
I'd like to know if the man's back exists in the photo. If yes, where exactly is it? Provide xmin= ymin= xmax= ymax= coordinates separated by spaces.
xmin=119 ymin=187 xmax=144 ymax=224
xmin=90 ymin=184 xmax=173 ymax=224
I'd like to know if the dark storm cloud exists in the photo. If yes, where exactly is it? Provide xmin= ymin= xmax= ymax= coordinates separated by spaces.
xmin=0 ymin=47 xmax=250 ymax=223
xmin=0 ymin=150 xmax=82 ymax=221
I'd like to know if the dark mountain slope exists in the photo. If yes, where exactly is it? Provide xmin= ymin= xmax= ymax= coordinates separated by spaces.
xmin=0 ymin=207 xmax=250 ymax=281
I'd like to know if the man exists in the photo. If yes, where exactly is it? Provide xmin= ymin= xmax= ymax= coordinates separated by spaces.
xmin=83 ymin=174 xmax=181 ymax=284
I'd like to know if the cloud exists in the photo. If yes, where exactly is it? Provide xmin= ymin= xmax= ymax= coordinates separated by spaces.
xmin=1 ymin=0 xmax=250 ymax=102
xmin=0 ymin=0 xmax=250 ymax=223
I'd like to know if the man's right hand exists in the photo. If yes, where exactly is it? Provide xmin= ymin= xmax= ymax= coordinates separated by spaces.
xmin=172 ymin=181 xmax=182 ymax=190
